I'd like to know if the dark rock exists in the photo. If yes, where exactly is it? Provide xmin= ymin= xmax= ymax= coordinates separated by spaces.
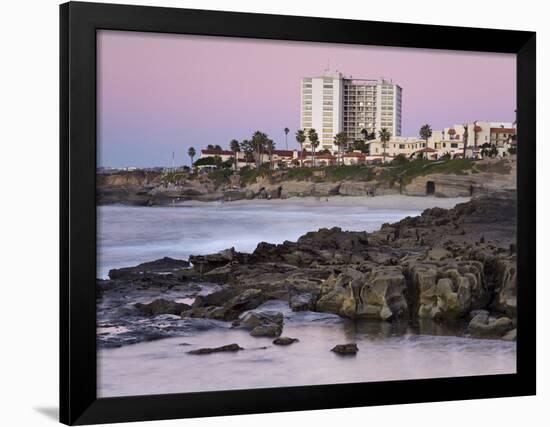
xmin=225 ymin=289 xmax=265 ymax=312
xmin=134 ymin=298 xmax=191 ymax=316
xmin=187 ymin=343 xmax=243 ymax=355
xmin=193 ymin=288 xmax=237 ymax=307
xmin=331 ymin=343 xmax=358 ymax=355
xmin=250 ymin=324 xmax=283 ymax=337
xmin=273 ymin=337 xmax=299 ymax=345
xmin=108 ymin=257 xmax=189 ymax=280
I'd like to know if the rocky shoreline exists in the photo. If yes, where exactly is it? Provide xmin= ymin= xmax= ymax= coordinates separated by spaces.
xmin=97 ymin=159 xmax=516 ymax=206
xmin=98 ymin=191 xmax=517 ymax=349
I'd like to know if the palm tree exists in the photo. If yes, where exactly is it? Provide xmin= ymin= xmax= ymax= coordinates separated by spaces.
xmin=295 ymin=129 xmax=306 ymax=167
xmin=284 ymin=127 xmax=289 ymax=150
xmin=378 ymin=128 xmax=391 ymax=164
xmin=229 ymin=139 xmax=240 ymax=171
xmin=360 ymin=128 xmax=368 ymax=142
xmin=308 ymin=128 xmax=319 ymax=167
xmin=419 ymin=124 xmax=433 ymax=146
xmin=266 ymin=138 xmax=275 ymax=170
xmin=251 ymin=131 xmax=268 ymax=169
xmin=187 ymin=147 xmax=196 ymax=167
xmin=334 ymin=132 xmax=348 ymax=165
xmin=241 ymin=139 xmax=253 ymax=167
xmin=473 ymin=121 xmax=482 ymax=152
xmin=462 ymin=124 xmax=469 ymax=158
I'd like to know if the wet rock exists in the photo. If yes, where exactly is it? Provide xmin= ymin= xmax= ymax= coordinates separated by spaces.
xmin=193 ymin=288 xmax=237 ymax=307
xmin=187 ymin=343 xmax=243 ymax=355
xmin=234 ymin=311 xmax=284 ymax=337
xmin=492 ymin=257 xmax=517 ymax=317
xmin=250 ymin=323 xmax=283 ymax=337
xmin=501 ymin=328 xmax=517 ymax=341
xmin=189 ymin=248 xmax=238 ymax=274
xmin=412 ymin=260 xmax=485 ymax=321
xmin=273 ymin=337 xmax=299 ymax=345
xmin=316 ymin=266 xmax=408 ymax=321
xmin=331 ymin=343 xmax=358 ymax=355
xmin=225 ymin=289 xmax=265 ymax=312
xmin=289 ymin=290 xmax=317 ymax=311
xmin=134 ymin=298 xmax=191 ymax=316
xmin=468 ymin=312 xmax=514 ymax=338
xmin=234 ymin=311 xmax=283 ymax=329
xmin=108 ymin=257 xmax=189 ymax=280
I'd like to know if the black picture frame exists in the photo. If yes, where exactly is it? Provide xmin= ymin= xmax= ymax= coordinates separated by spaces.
xmin=60 ymin=1 xmax=536 ymax=425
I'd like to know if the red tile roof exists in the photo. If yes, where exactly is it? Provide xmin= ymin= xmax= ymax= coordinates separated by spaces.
xmin=490 ymin=128 xmax=516 ymax=134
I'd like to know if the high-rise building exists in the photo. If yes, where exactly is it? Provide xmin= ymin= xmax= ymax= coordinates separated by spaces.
xmin=300 ymin=71 xmax=402 ymax=152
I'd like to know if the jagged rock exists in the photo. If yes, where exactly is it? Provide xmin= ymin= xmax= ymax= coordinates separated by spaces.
xmin=234 ymin=311 xmax=284 ymax=337
xmin=493 ymin=257 xmax=517 ymax=316
xmin=331 ymin=343 xmax=358 ymax=355
xmin=468 ymin=312 xmax=514 ymax=338
xmin=316 ymin=266 xmax=407 ymax=321
xmin=134 ymin=298 xmax=190 ymax=316
xmin=188 ymin=343 xmax=243 ymax=355
xmin=225 ymin=289 xmax=265 ymax=312
xmin=356 ymin=266 xmax=408 ymax=320
xmin=289 ymin=290 xmax=317 ymax=311
xmin=108 ymin=257 xmax=189 ymax=280
xmin=250 ymin=323 xmax=283 ymax=337
xmin=412 ymin=260 xmax=485 ymax=320
xmin=273 ymin=337 xmax=299 ymax=345
xmin=193 ymin=288 xmax=237 ymax=307
xmin=501 ymin=328 xmax=517 ymax=341
xmin=189 ymin=248 xmax=238 ymax=274
xmin=234 ymin=311 xmax=283 ymax=329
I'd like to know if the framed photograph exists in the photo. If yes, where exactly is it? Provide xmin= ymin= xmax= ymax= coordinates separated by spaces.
xmin=60 ymin=1 xmax=536 ymax=425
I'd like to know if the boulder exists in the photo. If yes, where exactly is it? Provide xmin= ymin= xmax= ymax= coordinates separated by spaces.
xmin=501 ymin=328 xmax=517 ymax=341
xmin=331 ymin=343 xmax=358 ymax=355
xmin=225 ymin=289 xmax=265 ymax=312
xmin=273 ymin=337 xmax=299 ymax=346
xmin=289 ymin=290 xmax=317 ymax=311
xmin=134 ymin=298 xmax=190 ymax=316
xmin=189 ymin=248 xmax=238 ymax=274
xmin=468 ymin=312 xmax=514 ymax=338
xmin=250 ymin=323 xmax=283 ymax=337
xmin=234 ymin=311 xmax=284 ymax=337
xmin=356 ymin=266 xmax=408 ymax=321
xmin=188 ymin=343 xmax=243 ymax=355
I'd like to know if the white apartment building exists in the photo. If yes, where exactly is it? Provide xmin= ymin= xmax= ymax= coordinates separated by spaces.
xmin=300 ymin=71 xmax=402 ymax=153
xmin=430 ymin=121 xmax=516 ymax=148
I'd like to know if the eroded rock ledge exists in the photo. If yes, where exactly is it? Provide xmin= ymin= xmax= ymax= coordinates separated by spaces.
xmin=102 ymin=192 xmax=517 ymax=341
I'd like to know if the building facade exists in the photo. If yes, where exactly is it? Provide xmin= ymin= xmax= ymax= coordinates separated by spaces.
xmin=300 ymin=71 xmax=402 ymax=153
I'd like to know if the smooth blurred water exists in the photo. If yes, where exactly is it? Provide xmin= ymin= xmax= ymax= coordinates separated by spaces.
xmin=97 ymin=195 xmax=469 ymax=278
xmin=98 ymin=301 xmax=516 ymax=397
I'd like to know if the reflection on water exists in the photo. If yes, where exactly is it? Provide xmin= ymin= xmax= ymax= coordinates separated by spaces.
xmin=98 ymin=301 xmax=516 ymax=397
xmin=98 ymin=314 xmax=516 ymax=397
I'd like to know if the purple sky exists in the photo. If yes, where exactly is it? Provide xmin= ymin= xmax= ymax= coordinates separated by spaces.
xmin=98 ymin=30 xmax=516 ymax=168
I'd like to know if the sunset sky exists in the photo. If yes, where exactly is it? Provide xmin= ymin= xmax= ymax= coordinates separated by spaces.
xmin=98 ymin=30 xmax=516 ymax=168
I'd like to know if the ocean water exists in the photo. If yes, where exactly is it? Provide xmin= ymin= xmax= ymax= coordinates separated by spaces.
xmin=97 ymin=195 xmax=469 ymax=278
xmin=98 ymin=301 xmax=516 ymax=397
xmin=97 ymin=195 xmax=516 ymax=397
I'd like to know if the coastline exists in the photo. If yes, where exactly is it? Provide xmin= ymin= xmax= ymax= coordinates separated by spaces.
xmin=97 ymin=192 xmax=518 ymax=396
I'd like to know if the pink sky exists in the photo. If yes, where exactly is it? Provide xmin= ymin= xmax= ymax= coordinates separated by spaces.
xmin=98 ymin=30 xmax=516 ymax=167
